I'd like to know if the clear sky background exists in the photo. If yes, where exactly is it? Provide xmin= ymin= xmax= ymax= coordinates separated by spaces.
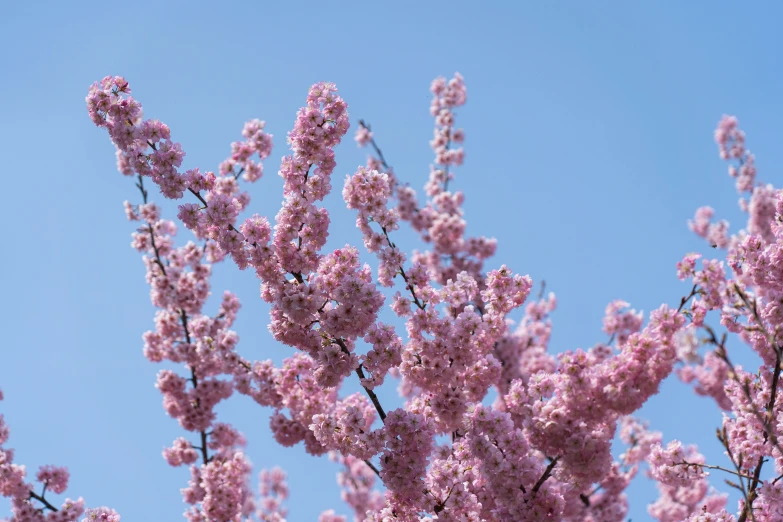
xmin=1 ymin=1 xmax=782 ymax=520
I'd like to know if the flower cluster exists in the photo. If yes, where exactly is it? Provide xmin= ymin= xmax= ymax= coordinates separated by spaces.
xmin=257 ymin=467 xmax=288 ymax=522
xmin=330 ymin=453 xmax=384 ymax=522
xmin=0 ymin=389 xmax=113 ymax=521
xmin=356 ymin=74 xmax=495 ymax=293
xmin=87 ymin=75 xmax=274 ymax=271
xmin=602 ymin=300 xmax=643 ymax=346
xmin=182 ymin=452 xmax=255 ymax=522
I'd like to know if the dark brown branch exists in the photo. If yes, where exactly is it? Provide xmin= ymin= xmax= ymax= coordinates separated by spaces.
xmin=537 ymin=280 xmax=547 ymax=300
xmin=332 ymin=338 xmax=386 ymax=422
xmin=358 ymin=120 xmax=391 ymax=172
xmin=355 ymin=364 xmax=386 ymax=423
xmin=28 ymin=490 xmax=58 ymax=512
xmin=677 ymin=284 xmax=699 ymax=313
xmin=680 ymin=460 xmax=755 ymax=480
xmin=531 ymin=457 xmax=559 ymax=494
xmin=394 ymin=268 xmax=426 ymax=311
xmin=363 ymin=459 xmax=381 ymax=478
xmin=187 ymin=355 xmax=210 ymax=465
xmin=377 ymin=224 xmax=426 ymax=310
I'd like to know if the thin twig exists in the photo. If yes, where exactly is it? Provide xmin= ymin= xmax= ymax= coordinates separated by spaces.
xmin=363 ymin=459 xmax=381 ymax=478
xmin=680 ymin=460 xmax=755 ymax=481
xmin=28 ymin=491 xmax=58 ymax=512
xmin=531 ymin=457 xmax=559 ymax=494
xmin=333 ymin=338 xmax=386 ymax=422
xmin=358 ymin=120 xmax=391 ymax=172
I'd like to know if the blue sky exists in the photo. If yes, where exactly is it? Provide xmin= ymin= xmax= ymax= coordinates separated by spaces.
xmin=1 ymin=1 xmax=782 ymax=520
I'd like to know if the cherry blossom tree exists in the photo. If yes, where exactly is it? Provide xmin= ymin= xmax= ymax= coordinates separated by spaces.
xmin=1 ymin=72 xmax=780 ymax=521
